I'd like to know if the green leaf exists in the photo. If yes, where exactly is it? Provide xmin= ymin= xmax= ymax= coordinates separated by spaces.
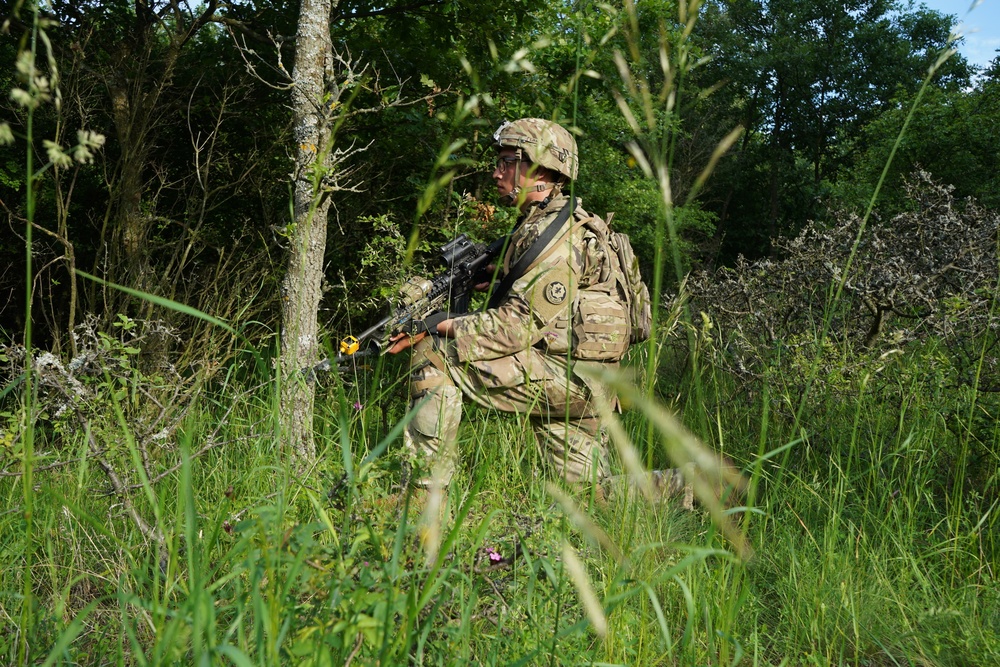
xmin=214 ymin=645 xmax=255 ymax=667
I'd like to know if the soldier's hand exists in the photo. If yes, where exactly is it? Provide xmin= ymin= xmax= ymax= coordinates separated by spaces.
xmin=436 ymin=319 xmax=456 ymax=338
xmin=387 ymin=331 xmax=427 ymax=354
xmin=475 ymin=264 xmax=497 ymax=291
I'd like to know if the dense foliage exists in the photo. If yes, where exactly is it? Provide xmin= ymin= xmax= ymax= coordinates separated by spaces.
xmin=2 ymin=0 xmax=995 ymax=349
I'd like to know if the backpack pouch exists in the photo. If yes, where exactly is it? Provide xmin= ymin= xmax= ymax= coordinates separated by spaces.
xmin=573 ymin=291 xmax=631 ymax=361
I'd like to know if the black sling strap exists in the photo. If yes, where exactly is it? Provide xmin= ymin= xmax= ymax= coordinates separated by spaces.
xmin=487 ymin=198 xmax=576 ymax=309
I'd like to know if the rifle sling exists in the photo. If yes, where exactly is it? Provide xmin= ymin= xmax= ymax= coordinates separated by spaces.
xmin=488 ymin=198 xmax=575 ymax=309
xmin=530 ymin=217 xmax=590 ymax=274
xmin=413 ymin=310 xmax=449 ymax=336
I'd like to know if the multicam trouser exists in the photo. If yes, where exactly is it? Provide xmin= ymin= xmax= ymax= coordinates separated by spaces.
xmin=404 ymin=335 xmax=612 ymax=486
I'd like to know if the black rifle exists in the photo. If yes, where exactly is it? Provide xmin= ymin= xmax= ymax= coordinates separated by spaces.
xmin=320 ymin=234 xmax=506 ymax=373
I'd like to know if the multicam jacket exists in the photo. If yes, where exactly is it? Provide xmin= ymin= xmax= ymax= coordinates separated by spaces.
xmin=451 ymin=193 xmax=630 ymax=365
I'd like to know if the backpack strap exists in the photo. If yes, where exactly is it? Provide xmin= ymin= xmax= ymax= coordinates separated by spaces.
xmin=488 ymin=198 xmax=576 ymax=309
xmin=527 ymin=217 xmax=591 ymax=274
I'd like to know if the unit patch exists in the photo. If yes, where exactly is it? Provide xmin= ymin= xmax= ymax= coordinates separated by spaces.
xmin=545 ymin=281 xmax=567 ymax=304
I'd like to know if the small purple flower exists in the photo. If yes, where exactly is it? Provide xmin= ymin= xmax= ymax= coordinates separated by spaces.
xmin=488 ymin=549 xmax=502 ymax=562
xmin=353 ymin=401 xmax=363 ymax=411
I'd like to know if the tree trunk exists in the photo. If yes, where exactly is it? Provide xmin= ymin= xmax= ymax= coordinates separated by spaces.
xmin=105 ymin=31 xmax=181 ymax=294
xmin=767 ymin=76 xmax=787 ymax=251
xmin=281 ymin=0 xmax=336 ymax=463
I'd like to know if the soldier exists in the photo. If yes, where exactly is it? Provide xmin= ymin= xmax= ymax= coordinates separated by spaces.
xmin=388 ymin=118 xmax=633 ymax=492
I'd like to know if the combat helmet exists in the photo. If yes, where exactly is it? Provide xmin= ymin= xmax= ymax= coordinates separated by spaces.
xmin=493 ymin=118 xmax=579 ymax=182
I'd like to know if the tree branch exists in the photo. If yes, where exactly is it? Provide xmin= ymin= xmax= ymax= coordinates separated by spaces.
xmin=333 ymin=0 xmax=445 ymax=22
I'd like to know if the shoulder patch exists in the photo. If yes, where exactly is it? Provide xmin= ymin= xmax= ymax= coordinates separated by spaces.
xmin=516 ymin=261 xmax=577 ymax=325
xmin=545 ymin=281 xmax=567 ymax=304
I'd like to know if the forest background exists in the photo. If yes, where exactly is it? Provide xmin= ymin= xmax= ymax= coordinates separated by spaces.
xmin=1 ymin=0 xmax=998 ymax=664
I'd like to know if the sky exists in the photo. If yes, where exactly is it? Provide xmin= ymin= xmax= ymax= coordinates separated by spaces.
xmin=917 ymin=0 xmax=1000 ymax=70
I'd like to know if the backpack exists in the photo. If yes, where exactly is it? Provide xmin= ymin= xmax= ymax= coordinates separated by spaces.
xmin=497 ymin=200 xmax=652 ymax=360
xmin=604 ymin=214 xmax=652 ymax=344
xmin=566 ymin=211 xmax=652 ymax=360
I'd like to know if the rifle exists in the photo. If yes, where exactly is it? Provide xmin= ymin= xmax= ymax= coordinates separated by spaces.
xmin=321 ymin=234 xmax=507 ymax=373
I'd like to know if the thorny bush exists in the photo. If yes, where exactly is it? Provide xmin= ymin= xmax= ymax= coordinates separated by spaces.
xmin=1 ymin=314 xmax=205 ymax=479
xmin=665 ymin=173 xmax=1000 ymax=501
xmin=675 ymin=173 xmax=1000 ymax=396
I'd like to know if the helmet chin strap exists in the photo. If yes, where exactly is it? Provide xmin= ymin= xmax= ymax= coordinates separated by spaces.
xmin=504 ymin=151 xmax=553 ymax=206
xmin=506 ymin=182 xmax=550 ymax=206
xmin=538 ymin=182 xmax=563 ymax=208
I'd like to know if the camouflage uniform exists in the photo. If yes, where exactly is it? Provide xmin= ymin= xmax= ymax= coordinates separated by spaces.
xmin=404 ymin=192 xmax=624 ymax=485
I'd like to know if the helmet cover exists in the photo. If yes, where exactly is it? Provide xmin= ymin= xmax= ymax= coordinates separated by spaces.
xmin=493 ymin=118 xmax=578 ymax=182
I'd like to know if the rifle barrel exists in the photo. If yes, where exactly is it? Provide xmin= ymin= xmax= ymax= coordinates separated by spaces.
xmin=355 ymin=313 xmax=395 ymax=349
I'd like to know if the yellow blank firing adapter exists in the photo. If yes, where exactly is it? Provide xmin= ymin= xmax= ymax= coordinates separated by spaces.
xmin=340 ymin=336 xmax=360 ymax=356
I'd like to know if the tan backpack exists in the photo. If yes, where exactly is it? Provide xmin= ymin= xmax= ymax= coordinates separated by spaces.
xmin=497 ymin=200 xmax=652 ymax=361
xmin=607 ymin=217 xmax=652 ymax=343
xmin=590 ymin=213 xmax=652 ymax=343
xmin=562 ymin=212 xmax=650 ymax=361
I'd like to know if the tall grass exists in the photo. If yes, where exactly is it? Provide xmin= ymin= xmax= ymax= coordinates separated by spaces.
xmin=2 ymin=0 xmax=998 ymax=665
xmin=8 ymin=357 xmax=995 ymax=664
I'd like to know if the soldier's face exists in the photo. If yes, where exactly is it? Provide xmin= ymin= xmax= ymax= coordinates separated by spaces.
xmin=493 ymin=148 xmax=520 ymax=199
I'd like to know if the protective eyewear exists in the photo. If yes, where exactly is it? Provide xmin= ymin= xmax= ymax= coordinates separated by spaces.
xmin=495 ymin=156 xmax=527 ymax=174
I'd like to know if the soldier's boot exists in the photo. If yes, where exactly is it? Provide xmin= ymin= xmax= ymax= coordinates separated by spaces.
xmin=652 ymin=467 xmax=695 ymax=510
xmin=601 ymin=468 xmax=692 ymax=508
xmin=609 ymin=463 xmax=743 ymax=510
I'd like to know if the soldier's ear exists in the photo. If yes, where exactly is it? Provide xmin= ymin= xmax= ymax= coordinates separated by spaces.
xmin=533 ymin=166 xmax=558 ymax=183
